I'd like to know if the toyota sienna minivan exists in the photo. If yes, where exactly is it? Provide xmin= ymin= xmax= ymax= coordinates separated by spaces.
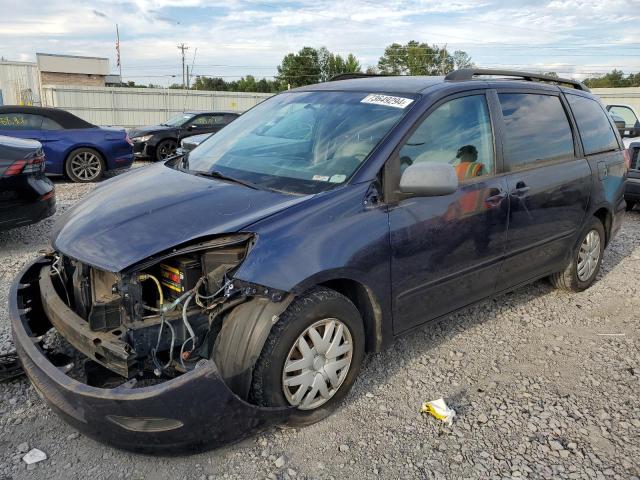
xmin=11 ymin=69 xmax=627 ymax=452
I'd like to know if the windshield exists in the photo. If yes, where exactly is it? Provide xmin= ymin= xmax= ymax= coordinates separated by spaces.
xmin=186 ymin=91 xmax=416 ymax=194
xmin=164 ymin=113 xmax=195 ymax=127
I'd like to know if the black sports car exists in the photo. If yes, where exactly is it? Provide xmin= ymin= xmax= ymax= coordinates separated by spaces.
xmin=128 ymin=111 xmax=239 ymax=161
xmin=0 ymin=135 xmax=55 ymax=231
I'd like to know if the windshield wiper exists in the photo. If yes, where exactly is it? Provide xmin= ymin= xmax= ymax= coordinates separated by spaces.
xmin=194 ymin=170 xmax=260 ymax=190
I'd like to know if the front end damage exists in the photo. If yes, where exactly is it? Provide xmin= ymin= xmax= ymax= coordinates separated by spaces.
xmin=10 ymin=236 xmax=299 ymax=452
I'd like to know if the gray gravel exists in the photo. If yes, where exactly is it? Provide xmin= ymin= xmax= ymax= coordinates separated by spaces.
xmin=1 ymin=165 xmax=639 ymax=479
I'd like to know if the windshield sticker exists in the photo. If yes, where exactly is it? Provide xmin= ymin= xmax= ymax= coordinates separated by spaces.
xmin=329 ymin=174 xmax=346 ymax=183
xmin=361 ymin=94 xmax=414 ymax=109
xmin=312 ymin=175 xmax=330 ymax=182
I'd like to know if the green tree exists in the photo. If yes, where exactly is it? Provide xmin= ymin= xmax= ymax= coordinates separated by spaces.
xmin=277 ymin=46 xmax=321 ymax=88
xmin=452 ymin=50 xmax=474 ymax=70
xmin=378 ymin=41 xmax=472 ymax=75
xmin=317 ymin=47 xmax=362 ymax=81
xmin=583 ymin=69 xmax=640 ymax=88
xmin=377 ymin=43 xmax=407 ymax=75
xmin=344 ymin=54 xmax=361 ymax=74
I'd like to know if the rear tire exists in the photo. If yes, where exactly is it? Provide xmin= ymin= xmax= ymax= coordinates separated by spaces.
xmin=65 ymin=148 xmax=105 ymax=183
xmin=550 ymin=218 xmax=605 ymax=292
xmin=626 ymin=200 xmax=636 ymax=212
xmin=250 ymin=287 xmax=365 ymax=426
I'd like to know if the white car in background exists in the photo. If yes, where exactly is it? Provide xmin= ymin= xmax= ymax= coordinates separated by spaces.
xmin=606 ymin=104 xmax=640 ymax=148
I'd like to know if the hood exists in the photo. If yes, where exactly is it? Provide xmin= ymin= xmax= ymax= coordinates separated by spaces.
xmin=129 ymin=125 xmax=175 ymax=137
xmin=52 ymin=163 xmax=312 ymax=272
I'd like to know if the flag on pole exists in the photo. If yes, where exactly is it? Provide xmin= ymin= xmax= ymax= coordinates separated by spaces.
xmin=116 ymin=24 xmax=121 ymax=68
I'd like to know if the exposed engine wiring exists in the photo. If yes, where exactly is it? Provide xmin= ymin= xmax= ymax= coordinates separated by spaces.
xmin=179 ymin=293 xmax=197 ymax=369
xmin=50 ymin=255 xmax=71 ymax=306
xmin=151 ymin=311 xmax=176 ymax=374
xmin=138 ymin=274 xmax=164 ymax=309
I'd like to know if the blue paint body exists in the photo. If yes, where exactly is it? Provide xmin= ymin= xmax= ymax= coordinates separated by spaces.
xmin=0 ymin=126 xmax=133 ymax=175
xmin=51 ymin=77 xmax=627 ymax=346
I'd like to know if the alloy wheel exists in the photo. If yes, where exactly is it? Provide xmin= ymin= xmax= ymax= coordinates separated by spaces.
xmin=282 ymin=318 xmax=353 ymax=410
xmin=158 ymin=140 xmax=178 ymax=160
xmin=577 ymin=229 xmax=601 ymax=281
xmin=70 ymin=152 xmax=102 ymax=181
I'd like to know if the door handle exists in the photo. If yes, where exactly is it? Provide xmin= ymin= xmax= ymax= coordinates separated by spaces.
xmin=485 ymin=191 xmax=507 ymax=207
xmin=512 ymin=181 xmax=530 ymax=197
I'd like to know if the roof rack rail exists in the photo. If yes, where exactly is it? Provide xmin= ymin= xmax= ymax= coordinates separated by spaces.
xmin=329 ymin=73 xmax=392 ymax=82
xmin=444 ymin=68 xmax=590 ymax=92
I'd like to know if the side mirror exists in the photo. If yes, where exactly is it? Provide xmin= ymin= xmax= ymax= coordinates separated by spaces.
xmin=399 ymin=162 xmax=458 ymax=197
xmin=187 ymin=124 xmax=198 ymax=131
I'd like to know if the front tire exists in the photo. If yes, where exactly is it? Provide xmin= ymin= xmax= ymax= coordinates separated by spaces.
xmin=550 ymin=218 xmax=605 ymax=292
xmin=250 ymin=287 xmax=365 ymax=426
xmin=65 ymin=148 xmax=105 ymax=183
xmin=155 ymin=139 xmax=178 ymax=161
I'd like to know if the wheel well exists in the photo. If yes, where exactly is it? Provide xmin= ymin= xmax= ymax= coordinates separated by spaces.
xmin=593 ymin=208 xmax=612 ymax=246
xmin=319 ymin=279 xmax=382 ymax=353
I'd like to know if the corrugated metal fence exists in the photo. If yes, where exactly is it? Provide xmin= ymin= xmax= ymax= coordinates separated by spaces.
xmin=591 ymin=87 xmax=640 ymax=115
xmin=41 ymin=85 xmax=273 ymax=127
xmin=31 ymin=84 xmax=640 ymax=128
xmin=0 ymin=61 xmax=41 ymax=106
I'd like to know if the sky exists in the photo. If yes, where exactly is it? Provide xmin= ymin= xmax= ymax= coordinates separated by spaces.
xmin=0 ymin=0 xmax=639 ymax=85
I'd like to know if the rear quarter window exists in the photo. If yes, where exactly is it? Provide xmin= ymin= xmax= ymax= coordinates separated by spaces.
xmin=498 ymin=93 xmax=575 ymax=171
xmin=567 ymin=95 xmax=619 ymax=155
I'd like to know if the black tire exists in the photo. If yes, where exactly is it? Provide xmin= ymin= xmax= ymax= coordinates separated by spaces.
xmin=550 ymin=217 xmax=605 ymax=292
xmin=155 ymin=139 xmax=178 ymax=161
xmin=250 ymin=287 xmax=365 ymax=426
xmin=65 ymin=148 xmax=105 ymax=183
xmin=626 ymin=200 xmax=636 ymax=212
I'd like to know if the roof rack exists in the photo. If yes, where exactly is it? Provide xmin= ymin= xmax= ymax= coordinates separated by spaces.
xmin=444 ymin=68 xmax=590 ymax=92
xmin=329 ymin=73 xmax=391 ymax=82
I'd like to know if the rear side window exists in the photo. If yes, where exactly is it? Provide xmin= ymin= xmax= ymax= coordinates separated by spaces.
xmin=499 ymin=93 xmax=575 ymax=170
xmin=192 ymin=114 xmax=226 ymax=126
xmin=567 ymin=95 xmax=619 ymax=155
xmin=41 ymin=117 xmax=63 ymax=130
xmin=0 ymin=113 xmax=43 ymax=130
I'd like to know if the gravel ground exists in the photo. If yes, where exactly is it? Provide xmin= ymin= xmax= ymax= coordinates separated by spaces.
xmin=1 ymin=165 xmax=639 ymax=480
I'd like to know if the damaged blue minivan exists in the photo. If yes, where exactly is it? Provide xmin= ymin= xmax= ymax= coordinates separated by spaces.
xmin=11 ymin=70 xmax=627 ymax=452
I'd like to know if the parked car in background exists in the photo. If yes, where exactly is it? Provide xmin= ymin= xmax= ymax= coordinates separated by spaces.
xmin=625 ymin=141 xmax=640 ymax=211
xmin=129 ymin=111 xmax=239 ymax=161
xmin=176 ymin=132 xmax=213 ymax=155
xmin=0 ymin=106 xmax=133 ymax=183
xmin=11 ymin=70 xmax=627 ymax=452
xmin=0 ymin=135 xmax=55 ymax=231
xmin=606 ymin=104 xmax=640 ymax=147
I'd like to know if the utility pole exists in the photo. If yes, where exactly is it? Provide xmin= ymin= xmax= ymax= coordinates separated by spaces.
xmin=177 ymin=43 xmax=189 ymax=89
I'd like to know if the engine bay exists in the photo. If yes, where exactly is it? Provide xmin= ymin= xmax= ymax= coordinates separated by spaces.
xmin=44 ymin=234 xmax=282 ymax=389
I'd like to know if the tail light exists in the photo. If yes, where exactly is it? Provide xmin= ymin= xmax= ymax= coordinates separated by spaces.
xmin=2 ymin=153 xmax=45 ymax=177
xmin=125 ymin=133 xmax=134 ymax=146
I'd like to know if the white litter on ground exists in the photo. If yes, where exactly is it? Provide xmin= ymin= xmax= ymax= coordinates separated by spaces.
xmin=22 ymin=448 xmax=47 ymax=465
xmin=421 ymin=398 xmax=456 ymax=425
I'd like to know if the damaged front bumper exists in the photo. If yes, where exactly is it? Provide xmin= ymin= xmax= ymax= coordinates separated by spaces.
xmin=11 ymin=257 xmax=295 ymax=453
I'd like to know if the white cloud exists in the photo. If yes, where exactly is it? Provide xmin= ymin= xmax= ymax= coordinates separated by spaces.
xmin=0 ymin=0 xmax=637 ymax=84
